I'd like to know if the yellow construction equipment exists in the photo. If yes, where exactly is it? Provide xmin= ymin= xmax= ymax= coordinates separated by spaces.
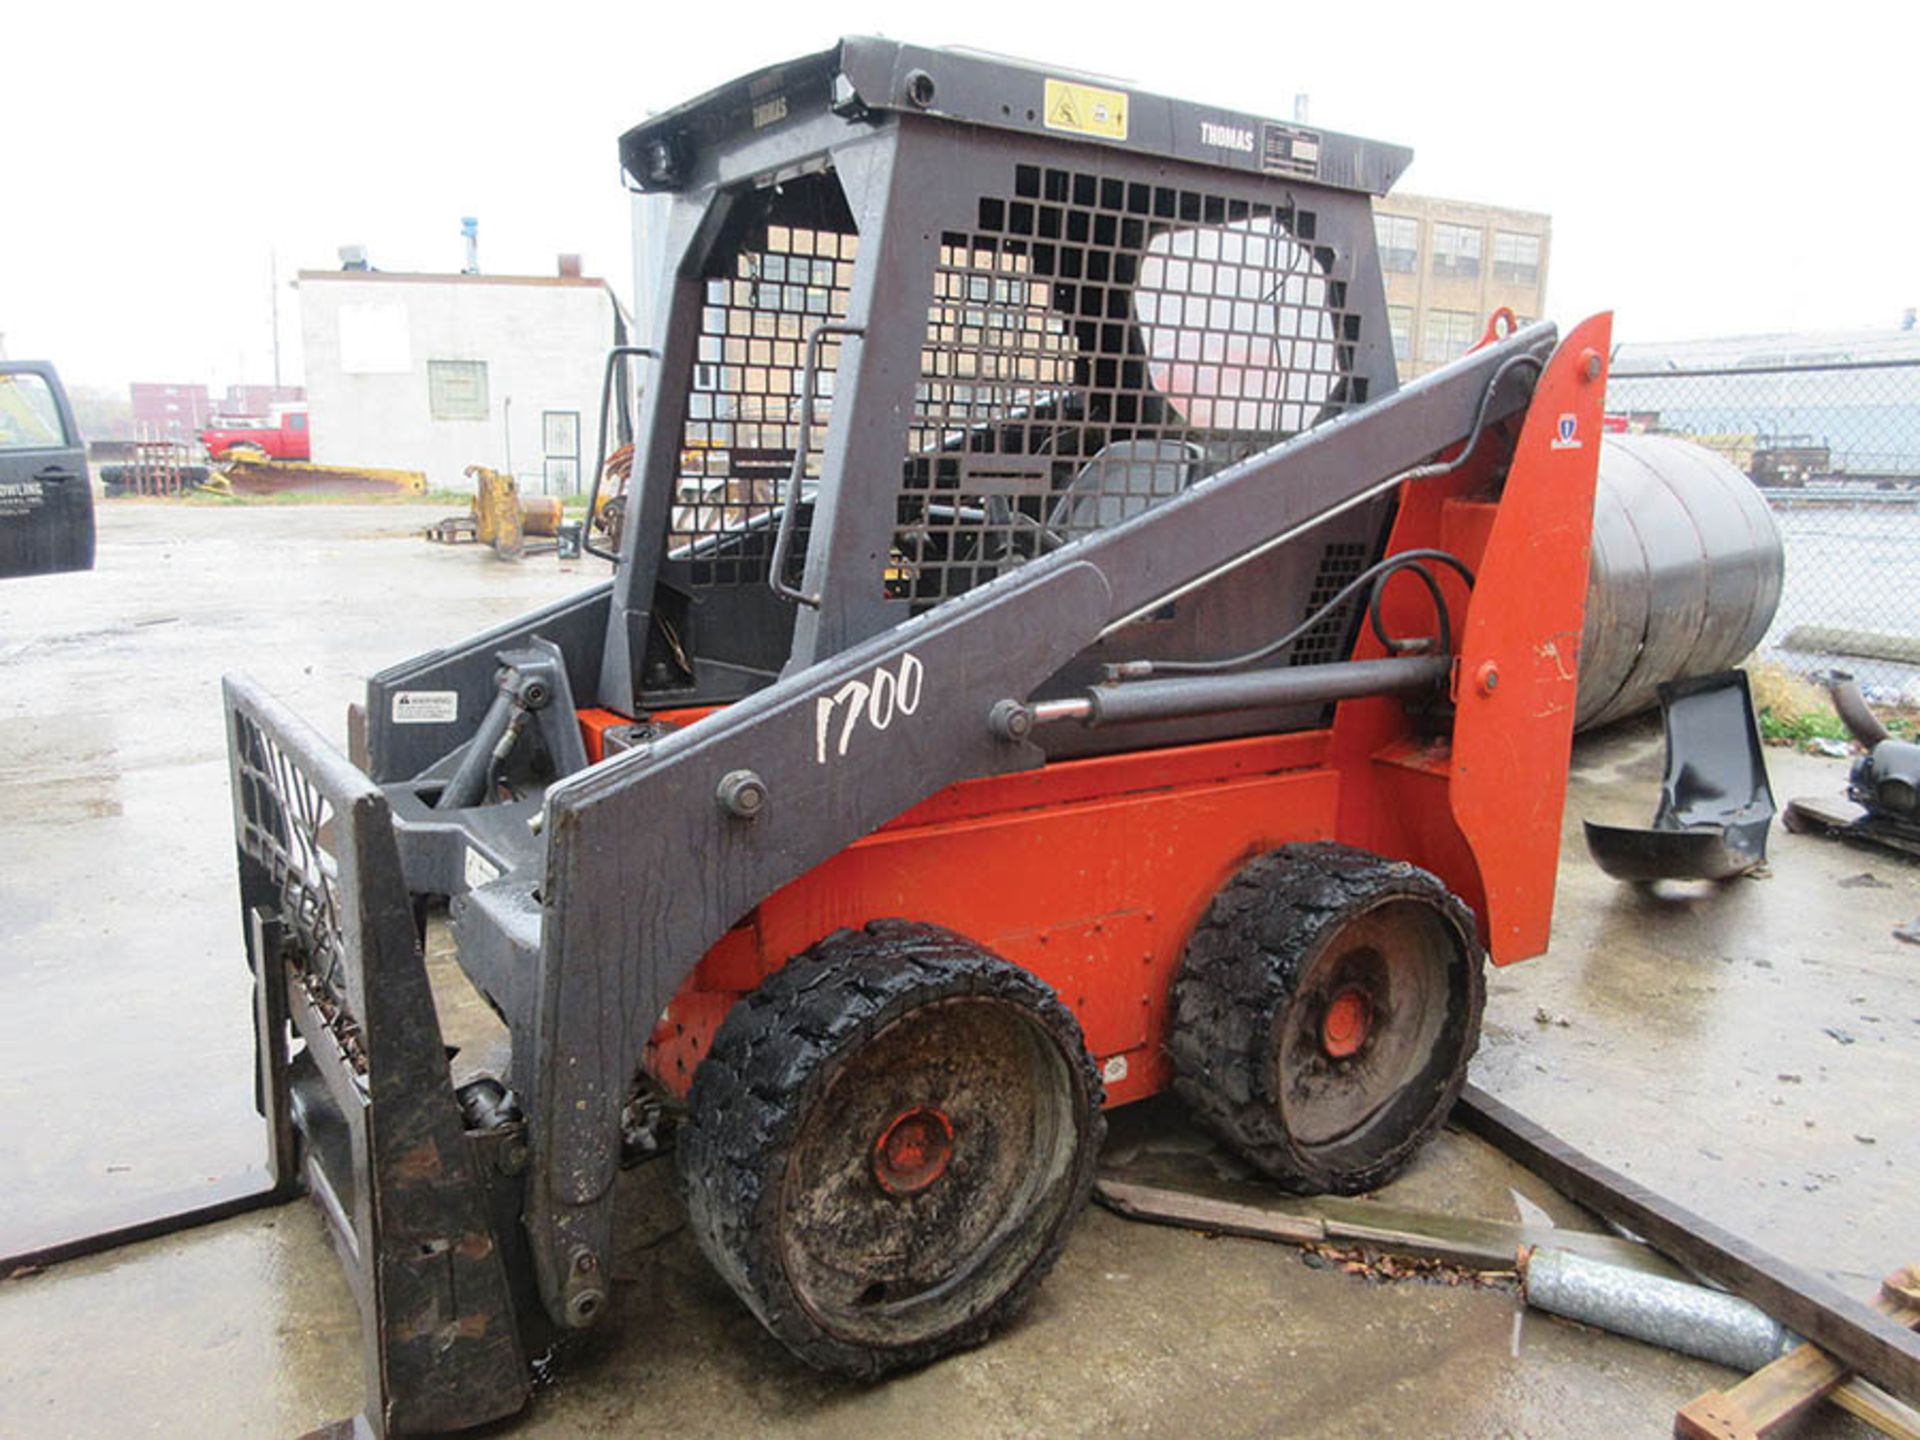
xmin=426 ymin=466 xmax=566 ymax=559
xmin=220 ymin=458 xmax=429 ymax=498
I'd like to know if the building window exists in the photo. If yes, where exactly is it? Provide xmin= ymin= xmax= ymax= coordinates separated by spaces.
xmin=1422 ymin=309 xmax=1478 ymax=365
xmin=1493 ymin=231 xmax=1542 ymax=286
xmin=1374 ymin=214 xmax=1419 ymax=274
xmin=1431 ymin=223 xmax=1482 ymax=280
xmin=542 ymin=410 xmax=581 ymax=495
xmin=1387 ymin=305 xmax=1414 ymax=364
xmin=428 ymin=360 xmax=489 ymax=421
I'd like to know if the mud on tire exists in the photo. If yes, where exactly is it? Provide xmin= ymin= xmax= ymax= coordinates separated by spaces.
xmin=1168 ymin=842 xmax=1485 ymax=1196
xmin=677 ymin=920 xmax=1105 ymax=1377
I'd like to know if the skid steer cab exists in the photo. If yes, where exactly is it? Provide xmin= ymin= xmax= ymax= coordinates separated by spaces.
xmin=223 ymin=37 xmax=1610 ymax=1435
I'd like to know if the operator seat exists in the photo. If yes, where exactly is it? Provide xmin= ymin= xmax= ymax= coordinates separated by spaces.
xmin=1047 ymin=439 xmax=1203 ymax=534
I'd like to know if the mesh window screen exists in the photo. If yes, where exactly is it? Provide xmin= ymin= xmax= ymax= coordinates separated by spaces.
xmin=679 ymin=218 xmax=858 ymax=587
xmin=892 ymin=162 xmax=1362 ymax=610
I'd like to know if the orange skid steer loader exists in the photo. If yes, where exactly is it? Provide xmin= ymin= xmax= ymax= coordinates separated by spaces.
xmin=220 ymin=39 xmax=1609 ymax=1433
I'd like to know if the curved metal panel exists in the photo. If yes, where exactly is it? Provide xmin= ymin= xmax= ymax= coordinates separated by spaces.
xmin=1577 ymin=436 xmax=1784 ymax=729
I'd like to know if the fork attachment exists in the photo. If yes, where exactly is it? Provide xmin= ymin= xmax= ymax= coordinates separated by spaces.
xmin=225 ymin=675 xmax=532 ymax=1436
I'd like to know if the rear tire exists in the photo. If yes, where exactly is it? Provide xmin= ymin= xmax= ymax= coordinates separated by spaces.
xmin=1169 ymin=843 xmax=1484 ymax=1195
xmin=678 ymin=920 xmax=1104 ymax=1376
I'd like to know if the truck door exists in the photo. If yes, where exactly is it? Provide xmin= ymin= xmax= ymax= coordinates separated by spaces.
xmin=0 ymin=362 xmax=94 ymax=578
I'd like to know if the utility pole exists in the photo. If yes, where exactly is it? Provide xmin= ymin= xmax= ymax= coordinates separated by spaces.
xmin=270 ymin=247 xmax=282 ymax=388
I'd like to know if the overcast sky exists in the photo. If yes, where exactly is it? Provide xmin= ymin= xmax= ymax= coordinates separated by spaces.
xmin=7 ymin=1 xmax=1915 ymax=391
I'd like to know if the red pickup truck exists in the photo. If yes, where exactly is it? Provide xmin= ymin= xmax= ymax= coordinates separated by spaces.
xmin=200 ymin=405 xmax=310 ymax=461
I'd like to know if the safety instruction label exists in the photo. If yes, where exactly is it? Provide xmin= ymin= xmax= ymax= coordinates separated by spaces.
xmin=1044 ymin=78 xmax=1128 ymax=140
xmin=391 ymin=689 xmax=458 ymax=724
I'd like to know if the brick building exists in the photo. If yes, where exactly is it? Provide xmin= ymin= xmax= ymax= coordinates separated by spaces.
xmin=1371 ymin=195 xmax=1551 ymax=377
xmin=216 ymin=384 xmax=305 ymax=420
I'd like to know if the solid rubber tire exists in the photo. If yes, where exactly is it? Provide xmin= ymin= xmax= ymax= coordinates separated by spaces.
xmin=1168 ymin=842 xmax=1485 ymax=1195
xmin=677 ymin=919 xmax=1104 ymax=1376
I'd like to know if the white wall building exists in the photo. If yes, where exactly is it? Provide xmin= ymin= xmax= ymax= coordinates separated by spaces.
xmin=297 ymin=267 xmax=621 ymax=494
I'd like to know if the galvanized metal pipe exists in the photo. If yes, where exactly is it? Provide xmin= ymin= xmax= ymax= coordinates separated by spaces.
xmin=1577 ymin=436 xmax=1785 ymax=730
xmin=1524 ymin=1246 xmax=1797 ymax=1372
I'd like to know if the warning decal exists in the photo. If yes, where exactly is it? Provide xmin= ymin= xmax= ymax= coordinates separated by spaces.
xmin=1043 ymin=78 xmax=1129 ymax=140
xmin=392 ymin=689 xmax=459 ymax=724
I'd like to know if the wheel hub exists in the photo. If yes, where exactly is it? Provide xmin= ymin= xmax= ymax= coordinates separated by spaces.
xmin=1320 ymin=986 xmax=1373 ymax=1059
xmin=872 ymin=1105 xmax=955 ymax=1196
xmin=1279 ymin=898 xmax=1461 ymax=1149
xmin=773 ymin=990 xmax=1088 ymax=1349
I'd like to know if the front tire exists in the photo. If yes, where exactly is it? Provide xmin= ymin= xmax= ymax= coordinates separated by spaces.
xmin=1169 ymin=843 xmax=1485 ymax=1195
xmin=678 ymin=920 xmax=1104 ymax=1376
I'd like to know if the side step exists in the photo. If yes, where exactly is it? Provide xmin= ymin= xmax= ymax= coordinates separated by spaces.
xmin=224 ymin=675 xmax=532 ymax=1437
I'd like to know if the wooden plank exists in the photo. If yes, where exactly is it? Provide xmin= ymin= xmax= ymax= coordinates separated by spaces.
xmin=1458 ymin=1084 xmax=1920 ymax=1407
xmin=1675 ymin=1270 xmax=1920 ymax=1438
xmin=1708 ymin=1345 xmax=1850 ymax=1432
xmin=1095 ymin=1175 xmax=1679 ymax=1279
xmin=1736 ymin=1294 xmax=1903 ymax=1427
xmin=1097 ymin=1154 xmax=1683 ymax=1277
xmin=1832 ymin=1380 xmax=1920 ymax=1440
xmin=1095 ymin=1179 xmax=1326 ymax=1246
xmin=1681 ymin=1377 xmax=1920 ymax=1440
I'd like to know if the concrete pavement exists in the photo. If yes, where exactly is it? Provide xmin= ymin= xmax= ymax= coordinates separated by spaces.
xmin=1 ymin=502 xmax=1907 ymax=1438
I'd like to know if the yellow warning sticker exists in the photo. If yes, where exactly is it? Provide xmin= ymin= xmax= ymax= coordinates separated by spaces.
xmin=1043 ymin=78 xmax=1129 ymax=140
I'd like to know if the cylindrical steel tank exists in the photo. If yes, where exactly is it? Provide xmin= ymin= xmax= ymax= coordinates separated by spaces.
xmin=1575 ymin=435 xmax=1785 ymax=730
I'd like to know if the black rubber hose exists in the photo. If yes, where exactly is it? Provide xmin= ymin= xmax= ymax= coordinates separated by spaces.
xmin=1123 ymin=548 xmax=1475 ymax=678
xmin=1368 ymin=560 xmax=1450 ymax=657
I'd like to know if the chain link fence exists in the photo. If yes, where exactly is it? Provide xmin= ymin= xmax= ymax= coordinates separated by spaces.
xmin=1604 ymin=357 xmax=1920 ymax=703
